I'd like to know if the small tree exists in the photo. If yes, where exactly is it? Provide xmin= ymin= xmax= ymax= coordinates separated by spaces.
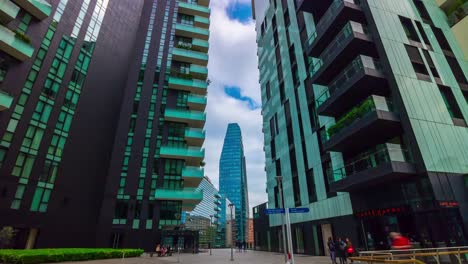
xmin=0 ymin=227 xmax=16 ymax=249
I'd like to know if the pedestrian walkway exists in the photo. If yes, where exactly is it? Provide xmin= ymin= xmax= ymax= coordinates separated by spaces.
xmin=51 ymin=248 xmax=330 ymax=264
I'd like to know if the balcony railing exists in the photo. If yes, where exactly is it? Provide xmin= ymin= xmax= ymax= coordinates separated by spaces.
xmin=310 ymin=21 xmax=369 ymax=75
xmin=0 ymin=90 xmax=14 ymax=111
xmin=316 ymin=55 xmax=382 ymax=107
xmin=13 ymin=0 xmax=52 ymax=20
xmin=305 ymin=0 xmax=361 ymax=51
xmin=329 ymin=143 xmax=412 ymax=183
xmin=327 ymin=95 xmax=393 ymax=137
xmin=0 ymin=0 xmax=20 ymax=23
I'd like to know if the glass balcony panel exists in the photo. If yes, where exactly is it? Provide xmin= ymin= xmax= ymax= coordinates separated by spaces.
xmin=0 ymin=24 xmax=34 ymax=61
xmin=331 ymin=144 xmax=411 ymax=183
xmin=0 ymin=90 xmax=14 ymax=111
xmin=0 ymin=0 xmax=20 ymax=23
xmin=12 ymin=0 xmax=52 ymax=20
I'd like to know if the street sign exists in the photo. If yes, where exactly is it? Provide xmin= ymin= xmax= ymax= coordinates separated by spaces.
xmin=289 ymin=208 xmax=310 ymax=213
xmin=264 ymin=208 xmax=285 ymax=215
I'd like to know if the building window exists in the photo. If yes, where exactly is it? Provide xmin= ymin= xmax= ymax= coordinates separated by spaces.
xmin=405 ymin=45 xmax=430 ymax=81
xmin=114 ymin=201 xmax=128 ymax=219
xmin=400 ymin=17 xmax=420 ymax=43
xmin=438 ymin=85 xmax=466 ymax=126
xmin=266 ymin=81 xmax=271 ymax=100
xmin=306 ymin=169 xmax=317 ymax=203
xmin=164 ymin=159 xmax=185 ymax=176
xmin=160 ymin=201 xmax=182 ymax=226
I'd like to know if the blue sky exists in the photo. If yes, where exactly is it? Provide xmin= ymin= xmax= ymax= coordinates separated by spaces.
xmin=205 ymin=0 xmax=266 ymax=213
xmin=226 ymin=2 xmax=252 ymax=23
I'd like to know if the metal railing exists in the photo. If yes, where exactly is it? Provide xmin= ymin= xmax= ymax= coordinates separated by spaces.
xmin=305 ymin=0 xmax=361 ymax=50
xmin=353 ymin=246 xmax=468 ymax=263
xmin=310 ymin=21 xmax=369 ymax=75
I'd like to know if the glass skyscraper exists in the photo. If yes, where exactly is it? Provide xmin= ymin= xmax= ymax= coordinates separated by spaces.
xmin=219 ymin=123 xmax=249 ymax=242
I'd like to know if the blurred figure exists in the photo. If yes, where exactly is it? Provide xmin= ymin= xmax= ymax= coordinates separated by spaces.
xmin=345 ymin=238 xmax=355 ymax=263
xmin=390 ymin=232 xmax=411 ymax=250
xmin=336 ymin=237 xmax=347 ymax=264
xmin=327 ymin=237 xmax=337 ymax=264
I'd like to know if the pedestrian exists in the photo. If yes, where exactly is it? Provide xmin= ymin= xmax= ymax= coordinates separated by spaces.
xmin=336 ymin=237 xmax=347 ymax=264
xmin=345 ymin=238 xmax=355 ymax=263
xmin=390 ymin=232 xmax=411 ymax=250
xmin=155 ymin=243 xmax=161 ymax=257
xmin=327 ymin=237 xmax=337 ymax=264
xmin=243 ymin=241 xmax=247 ymax=252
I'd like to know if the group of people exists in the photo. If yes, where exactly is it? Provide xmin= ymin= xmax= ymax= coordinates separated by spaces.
xmin=155 ymin=244 xmax=172 ymax=257
xmin=327 ymin=237 xmax=355 ymax=264
xmin=327 ymin=233 xmax=411 ymax=264
xmin=236 ymin=241 xmax=248 ymax=252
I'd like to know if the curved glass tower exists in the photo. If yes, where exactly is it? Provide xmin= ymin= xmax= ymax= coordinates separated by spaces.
xmin=219 ymin=123 xmax=249 ymax=242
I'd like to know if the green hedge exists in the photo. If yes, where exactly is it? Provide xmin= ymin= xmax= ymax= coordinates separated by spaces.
xmin=327 ymin=97 xmax=375 ymax=137
xmin=0 ymin=248 xmax=144 ymax=264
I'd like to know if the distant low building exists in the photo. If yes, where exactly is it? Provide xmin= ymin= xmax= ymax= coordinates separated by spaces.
xmin=247 ymin=218 xmax=254 ymax=248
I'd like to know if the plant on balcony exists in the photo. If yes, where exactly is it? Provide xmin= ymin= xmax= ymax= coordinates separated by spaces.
xmin=13 ymin=30 xmax=31 ymax=44
xmin=327 ymin=97 xmax=375 ymax=137
xmin=446 ymin=0 xmax=468 ymax=24
xmin=172 ymin=70 xmax=193 ymax=80
xmin=177 ymin=43 xmax=193 ymax=50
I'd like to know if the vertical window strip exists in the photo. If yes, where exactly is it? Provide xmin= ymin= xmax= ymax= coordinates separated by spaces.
xmin=28 ymin=0 xmax=112 ymax=213
xmin=71 ymin=0 xmax=91 ymax=38
xmin=53 ymin=0 xmax=70 ymax=23
xmin=116 ymin=0 xmax=159 ymax=203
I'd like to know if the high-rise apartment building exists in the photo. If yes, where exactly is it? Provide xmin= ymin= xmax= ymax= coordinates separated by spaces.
xmin=219 ymin=123 xmax=249 ymax=242
xmin=0 ymin=0 xmax=209 ymax=250
xmin=254 ymin=0 xmax=468 ymax=255
xmin=436 ymin=0 xmax=467 ymax=59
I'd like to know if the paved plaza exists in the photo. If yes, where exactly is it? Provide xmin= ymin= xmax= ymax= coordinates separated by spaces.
xmin=52 ymin=249 xmax=331 ymax=264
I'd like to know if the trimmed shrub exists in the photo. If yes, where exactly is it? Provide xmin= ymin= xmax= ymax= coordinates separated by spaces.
xmin=0 ymin=248 xmax=144 ymax=264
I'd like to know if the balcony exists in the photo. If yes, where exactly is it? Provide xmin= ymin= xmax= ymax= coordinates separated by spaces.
xmin=164 ymin=108 xmax=206 ymax=128
xmin=214 ymin=193 xmax=221 ymax=199
xmin=187 ymin=94 xmax=207 ymax=111
xmin=214 ymin=200 xmax=221 ymax=205
xmin=185 ymin=128 xmax=205 ymax=147
xmin=0 ymin=90 xmax=13 ymax=111
xmin=154 ymin=188 xmax=203 ymax=211
xmin=197 ymin=0 xmax=209 ymax=7
xmin=214 ymin=206 xmax=221 ymax=211
xmin=214 ymin=213 xmax=220 ymax=218
xmin=168 ymin=75 xmax=207 ymax=95
xmin=178 ymin=1 xmax=210 ymax=18
xmin=175 ymin=23 xmax=209 ymax=41
xmin=195 ymin=15 xmax=209 ymax=29
xmin=323 ymin=96 xmax=401 ymax=153
xmin=160 ymin=145 xmax=204 ymax=166
xmin=305 ymin=0 xmax=365 ymax=57
xmin=0 ymin=24 xmax=34 ymax=61
xmin=296 ymin=0 xmax=334 ymax=19
xmin=328 ymin=144 xmax=416 ymax=192
xmin=316 ymin=55 xmax=388 ymax=117
xmin=173 ymin=47 xmax=208 ymax=66
xmin=190 ymin=63 xmax=208 ymax=80
xmin=182 ymin=166 xmax=204 ymax=188
xmin=0 ymin=0 xmax=19 ymax=23
xmin=12 ymin=0 xmax=51 ymax=20
xmin=310 ymin=21 xmax=377 ymax=85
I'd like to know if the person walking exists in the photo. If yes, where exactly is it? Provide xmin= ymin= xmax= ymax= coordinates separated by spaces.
xmin=327 ymin=237 xmax=337 ymax=264
xmin=336 ymin=237 xmax=347 ymax=264
xmin=345 ymin=238 xmax=355 ymax=263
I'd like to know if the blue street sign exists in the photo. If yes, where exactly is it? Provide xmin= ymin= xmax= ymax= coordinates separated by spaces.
xmin=264 ymin=208 xmax=285 ymax=215
xmin=289 ymin=208 xmax=310 ymax=213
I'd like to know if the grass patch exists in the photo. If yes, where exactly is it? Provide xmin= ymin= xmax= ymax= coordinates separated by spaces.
xmin=0 ymin=248 xmax=143 ymax=264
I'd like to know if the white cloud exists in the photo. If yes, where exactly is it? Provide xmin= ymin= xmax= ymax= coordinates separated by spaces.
xmin=205 ymin=0 xmax=267 ymax=215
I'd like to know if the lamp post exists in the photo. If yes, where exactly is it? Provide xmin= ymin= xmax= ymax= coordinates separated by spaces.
xmin=228 ymin=203 xmax=234 ymax=261
xmin=276 ymin=176 xmax=288 ymax=263
xmin=209 ymin=215 xmax=213 ymax=256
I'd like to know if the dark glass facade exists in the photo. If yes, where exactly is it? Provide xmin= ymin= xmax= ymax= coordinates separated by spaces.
xmin=0 ymin=0 xmax=209 ymax=250
xmin=219 ymin=123 xmax=249 ymax=242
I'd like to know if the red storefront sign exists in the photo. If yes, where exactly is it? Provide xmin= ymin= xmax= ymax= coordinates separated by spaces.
xmin=355 ymin=206 xmax=407 ymax=218
xmin=439 ymin=201 xmax=459 ymax=208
